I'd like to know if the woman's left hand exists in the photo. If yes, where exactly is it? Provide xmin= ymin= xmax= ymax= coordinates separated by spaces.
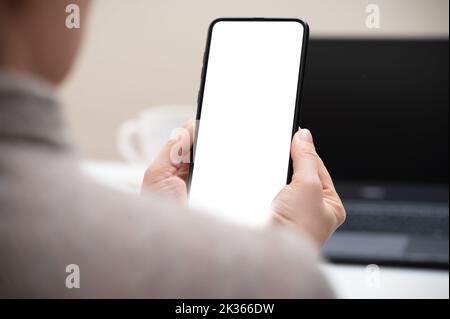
xmin=141 ymin=120 xmax=194 ymax=202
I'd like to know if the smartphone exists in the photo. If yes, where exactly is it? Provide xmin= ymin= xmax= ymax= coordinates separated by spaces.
xmin=188 ymin=18 xmax=309 ymax=226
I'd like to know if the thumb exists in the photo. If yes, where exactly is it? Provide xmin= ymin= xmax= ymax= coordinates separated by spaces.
xmin=291 ymin=128 xmax=321 ymax=185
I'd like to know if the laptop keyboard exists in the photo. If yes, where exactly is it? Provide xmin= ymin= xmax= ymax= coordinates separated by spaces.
xmin=339 ymin=201 xmax=449 ymax=236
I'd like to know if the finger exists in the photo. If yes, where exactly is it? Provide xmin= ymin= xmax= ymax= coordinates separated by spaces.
xmin=290 ymin=128 xmax=321 ymax=186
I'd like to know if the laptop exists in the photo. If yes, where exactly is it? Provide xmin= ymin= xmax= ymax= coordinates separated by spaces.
xmin=300 ymin=38 xmax=449 ymax=267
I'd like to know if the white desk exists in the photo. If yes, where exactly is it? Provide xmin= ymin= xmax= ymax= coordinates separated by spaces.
xmin=81 ymin=160 xmax=449 ymax=299
xmin=322 ymin=264 xmax=448 ymax=299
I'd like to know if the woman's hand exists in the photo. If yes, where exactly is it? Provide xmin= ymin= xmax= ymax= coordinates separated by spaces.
xmin=141 ymin=120 xmax=194 ymax=202
xmin=271 ymin=128 xmax=346 ymax=247
xmin=142 ymin=122 xmax=345 ymax=247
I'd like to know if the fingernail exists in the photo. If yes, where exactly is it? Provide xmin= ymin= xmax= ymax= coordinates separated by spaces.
xmin=299 ymin=128 xmax=313 ymax=143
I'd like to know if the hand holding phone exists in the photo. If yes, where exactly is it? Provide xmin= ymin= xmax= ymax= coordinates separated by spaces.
xmin=271 ymin=128 xmax=346 ymax=246
xmin=142 ymin=18 xmax=346 ymax=246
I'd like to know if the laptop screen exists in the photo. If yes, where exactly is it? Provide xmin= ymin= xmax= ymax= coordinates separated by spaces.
xmin=300 ymin=39 xmax=449 ymax=199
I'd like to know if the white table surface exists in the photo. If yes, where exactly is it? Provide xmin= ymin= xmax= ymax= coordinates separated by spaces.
xmin=81 ymin=160 xmax=449 ymax=299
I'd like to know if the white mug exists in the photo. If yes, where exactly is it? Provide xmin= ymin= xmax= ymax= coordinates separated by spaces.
xmin=117 ymin=105 xmax=194 ymax=164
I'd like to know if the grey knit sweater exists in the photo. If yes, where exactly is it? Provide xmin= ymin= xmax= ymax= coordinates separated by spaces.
xmin=0 ymin=70 xmax=333 ymax=298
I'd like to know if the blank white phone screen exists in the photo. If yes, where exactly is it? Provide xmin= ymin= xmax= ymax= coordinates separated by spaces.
xmin=189 ymin=20 xmax=305 ymax=227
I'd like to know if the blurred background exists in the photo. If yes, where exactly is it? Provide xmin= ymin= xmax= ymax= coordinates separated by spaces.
xmin=60 ymin=0 xmax=449 ymax=160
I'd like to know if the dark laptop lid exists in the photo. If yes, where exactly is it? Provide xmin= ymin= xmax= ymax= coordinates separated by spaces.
xmin=300 ymin=38 xmax=449 ymax=202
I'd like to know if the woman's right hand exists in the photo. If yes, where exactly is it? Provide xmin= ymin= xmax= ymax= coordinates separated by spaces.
xmin=271 ymin=128 xmax=346 ymax=247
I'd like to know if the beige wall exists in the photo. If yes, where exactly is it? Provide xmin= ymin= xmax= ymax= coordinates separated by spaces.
xmin=60 ymin=0 xmax=449 ymax=160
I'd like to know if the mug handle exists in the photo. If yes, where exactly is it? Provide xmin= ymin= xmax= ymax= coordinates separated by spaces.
xmin=117 ymin=120 xmax=143 ymax=163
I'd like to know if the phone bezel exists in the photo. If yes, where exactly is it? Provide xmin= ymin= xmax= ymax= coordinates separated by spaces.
xmin=187 ymin=17 xmax=310 ymax=194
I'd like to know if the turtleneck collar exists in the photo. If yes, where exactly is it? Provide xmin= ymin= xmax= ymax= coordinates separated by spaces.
xmin=0 ymin=70 xmax=73 ymax=152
